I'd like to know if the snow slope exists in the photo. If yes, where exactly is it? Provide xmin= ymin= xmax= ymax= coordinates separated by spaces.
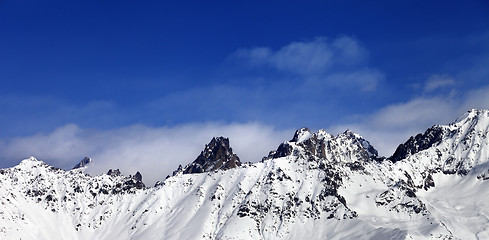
xmin=1 ymin=109 xmax=489 ymax=240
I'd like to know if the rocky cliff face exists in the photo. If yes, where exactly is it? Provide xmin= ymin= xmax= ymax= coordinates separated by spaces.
xmin=179 ymin=136 xmax=242 ymax=174
xmin=1 ymin=109 xmax=489 ymax=240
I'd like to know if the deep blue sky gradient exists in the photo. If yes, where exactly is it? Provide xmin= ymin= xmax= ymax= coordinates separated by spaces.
xmin=1 ymin=0 xmax=489 ymax=137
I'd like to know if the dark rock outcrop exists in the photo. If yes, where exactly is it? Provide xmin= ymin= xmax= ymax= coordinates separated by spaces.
xmin=107 ymin=169 xmax=122 ymax=176
xmin=125 ymin=171 xmax=145 ymax=189
xmin=72 ymin=157 xmax=92 ymax=169
xmin=133 ymin=171 xmax=143 ymax=182
xmin=389 ymin=126 xmax=445 ymax=162
xmin=181 ymin=137 xmax=242 ymax=174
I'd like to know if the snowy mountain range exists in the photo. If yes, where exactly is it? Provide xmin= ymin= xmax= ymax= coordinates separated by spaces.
xmin=1 ymin=109 xmax=489 ymax=240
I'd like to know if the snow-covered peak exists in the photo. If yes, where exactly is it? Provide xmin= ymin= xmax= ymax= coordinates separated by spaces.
xmin=19 ymin=156 xmax=40 ymax=164
xmin=338 ymin=130 xmax=378 ymax=158
xmin=316 ymin=129 xmax=334 ymax=140
xmin=16 ymin=156 xmax=47 ymax=169
xmin=340 ymin=129 xmax=361 ymax=139
xmin=454 ymin=109 xmax=489 ymax=125
xmin=291 ymin=127 xmax=313 ymax=142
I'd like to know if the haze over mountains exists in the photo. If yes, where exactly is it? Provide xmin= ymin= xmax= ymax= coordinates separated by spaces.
xmin=1 ymin=109 xmax=489 ymax=239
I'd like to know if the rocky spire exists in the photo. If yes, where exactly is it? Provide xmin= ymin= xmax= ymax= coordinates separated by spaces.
xmin=181 ymin=137 xmax=242 ymax=174
xmin=133 ymin=171 xmax=143 ymax=182
xmin=72 ymin=157 xmax=92 ymax=169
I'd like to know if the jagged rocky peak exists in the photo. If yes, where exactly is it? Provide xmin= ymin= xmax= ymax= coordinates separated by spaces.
xmin=129 ymin=171 xmax=145 ymax=189
xmin=389 ymin=109 xmax=489 ymax=163
xmin=72 ymin=157 xmax=92 ymax=169
xmin=107 ymin=169 xmax=122 ymax=176
xmin=106 ymin=169 xmax=146 ymax=189
xmin=267 ymin=128 xmax=378 ymax=162
xmin=181 ymin=136 xmax=242 ymax=174
xmin=388 ymin=126 xmax=445 ymax=163
xmin=133 ymin=171 xmax=143 ymax=182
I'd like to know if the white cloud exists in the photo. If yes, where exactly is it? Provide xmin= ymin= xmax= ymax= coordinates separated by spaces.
xmin=0 ymin=122 xmax=292 ymax=186
xmin=233 ymin=36 xmax=379 ymax=92
xmin=235 ymin=36 xmax=368 ymax=75
xmin=369 ymin=97 xmax=456 ymax=129
xmin=424 ymin=74 xmax=456 ymax=92
xmin=271 ymin=38 xmax=335 ymax=75
xmin=331 ymin=36 xmax=369 ymax=65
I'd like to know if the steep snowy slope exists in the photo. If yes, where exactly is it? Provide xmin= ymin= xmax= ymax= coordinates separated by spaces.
xmin=340 ymin=109 xmax=489 ymax=240
xmin=386 ymin=109 xmax=489 ymax=240
xmin=0 ymin=109 xmax=488 ymax=240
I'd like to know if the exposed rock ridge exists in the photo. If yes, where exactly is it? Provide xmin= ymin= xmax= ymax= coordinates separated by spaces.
xmin=388 ymin=127 xmax=445 ymax=163
xmin=266 ymin=128 xmax=378 ymax=162
xmin=389 ymin=109 xmax=489 ymax=166
xmin=181 ymin=136 xmax=242 ymax=174
xmin=107 ymin=168 xmax=145 ymax=189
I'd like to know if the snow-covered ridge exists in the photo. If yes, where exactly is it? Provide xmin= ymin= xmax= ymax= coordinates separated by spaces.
xmin=1 ymin=109 xmax=489 ymax=240
xmin=390 ymin=109 xmax=489 ymax=163
xmin=389 ymin=109 xmax=489 ymax=178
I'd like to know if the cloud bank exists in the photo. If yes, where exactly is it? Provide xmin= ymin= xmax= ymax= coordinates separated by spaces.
xmin=0 ymin=122 xmax=292 ymax=186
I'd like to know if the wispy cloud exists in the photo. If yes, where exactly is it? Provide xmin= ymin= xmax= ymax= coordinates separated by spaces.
xmin=424 ymin=74 xmax=456 ymax=92
xmin=0 ymin=122 xmax=292 ymax=185
xmin=232 ymin=36 xmax=380 ymax=92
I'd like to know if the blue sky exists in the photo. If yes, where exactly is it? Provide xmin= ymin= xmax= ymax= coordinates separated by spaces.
xmin=1 ymin=1 xmax=489 ymax=184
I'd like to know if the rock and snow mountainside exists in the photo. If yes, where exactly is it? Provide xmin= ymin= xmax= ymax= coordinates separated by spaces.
xmin=1 ymin=110 xmax=489 ymax=240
